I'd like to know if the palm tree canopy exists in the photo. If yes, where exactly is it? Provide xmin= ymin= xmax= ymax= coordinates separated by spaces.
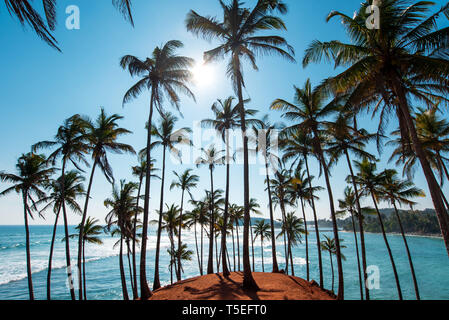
xmin=170 ymin=169 xmax=199 ymax=199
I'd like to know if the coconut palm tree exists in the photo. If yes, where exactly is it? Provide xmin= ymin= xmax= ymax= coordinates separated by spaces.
xmin=277 ymin=212 xmax=306 ymax=276
xmin=170 ymin=169 xmax=199 ymax=280
xmin=248 ymin=198 xmax=263 ymax=272
xmin=4 ymin=0 xmax=134 ymax=50
xmin=76 ymin=108 xmax=135 ymax=300
xmin=167 ymin=243 xmax=193 ymax=279
xmin=0 ymin=153 xmax=54 ymax=300
xmin=202 ymin=96 xmax=258 ymax=277
xmin=253 ymin=220 xmax=271 ymax=272
xmin=380 ymin=169 xmax=425 ymax=300
xmin=105 ymin=180 xmax=140 ymax=301
xmin=272 ymin=79 xmax=345 ymax=299
xmin=32 ymin=114 xmax=89 ymax=300
xmin=35 ymin=170 xmax=85 ymax=300
xmin=321 ymin=236 xmax=346 ymax=293
xmin=186 ymin=199 xmax=208 ymax=275
xmin=196 ymin=145 xmax=225 ymax=274
xmin=186 ymin=0 xmax=295 ymax=290
xmin=64 ymin=217 xmax=103 ymax=300
xmin=229 ymin=204 xmax=244 ymax=271
xmin=353 ymin=158 xmax=403 ymax=300
xmin=149 ymin=112 xmax=192 ymax=290
xmin=303 ymin=0 xmax=449 ymax=256
xmin=120 ymin=40 xmax=195 ymax=299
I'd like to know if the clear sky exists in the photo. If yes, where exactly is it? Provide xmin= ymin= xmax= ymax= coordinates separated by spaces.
xmin=0 ymin=0 xmax=447 ymax=225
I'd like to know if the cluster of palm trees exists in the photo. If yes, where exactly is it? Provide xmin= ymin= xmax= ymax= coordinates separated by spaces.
xmin=2 ymin=0 xmax=449 ymax=302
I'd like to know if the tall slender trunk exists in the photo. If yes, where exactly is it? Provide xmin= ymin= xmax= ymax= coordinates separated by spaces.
xmin=261 ymin=238 xmax=265 ymax=272
xmin=280 ymin=200 xmax=289 ymax=274
xmin=201 ymin=223 xmax=204 ymax=275
xmin=231 ymin=226 xmax=236 ymax=271
xmin=132 ymin=175 xmax=143 ymax=299
xmin=119 ymin=235 xmax=129 ymax=300
xmin=221 ymin=131 xmax=231 ymax=277
xmin=265 ymin=158 xmax=279 ymax=273
xmin=236 ymin=219 xmax=241 ymax=271
xmin=392 ymin=202 xmax=420 ymax=300
xmin=314 ymin=133 xmax=344 ymax=300
xmin=177 ymin=189 xmax=185 ymax=281
xmin=77 ymin=158 xmax=97 ymax=300
xmin=194 ymin=218 xmax=202 ymax=275
xmin=153 ymin=145 xmax=167 ymax=290
xmin=207 ymin=167 xmax=215 ymax=274
xmin=126 ymin=240 xmax=134 ymax=296
xmin=215 ymin=233 xmax=220 ymax=272
xmin=288 ymin=236 xmax=294 ymax=276
xmin=250 ymin=220 xmax=255 ymax=272
xmin=304 ymin=155 xmax=323 ymax=287
xmin=300 ymin=198 xmax=309 ymax=281
xmin=329 ymin=252 xmax=334 ymax=292
xmin=393 ymin=78 xmax=449 ymax=256
xmin=345 ymin=149 xmax=369 ymax=300
xmin=371 ymin=192 xmax=403 ymax=300
xmin=140 ymin=90 xmax=155 ymax=299
xmin=47 ymin=205 xmax=61 ymax=300
xmin=23 ymin=193 xmax=34 ymax=300
xmin=82 ymin=240 xmax=87 ymax=300
xmin=350 ymin=208 xmax=364 ymax=300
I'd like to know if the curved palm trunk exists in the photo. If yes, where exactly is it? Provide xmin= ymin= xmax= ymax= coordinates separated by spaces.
xmin=23 ymin=193 xmax=34 ymax=300
xmin=221 ymin=133 xmax=231 ymax=277
xmin=47 ymin=205 xmax=61 ymax=300
xmin=140 ymin=91 xmax=155 ymax=299
xmin=193 ymin=218 xmax=202 ymax=275
xmin=215 ymin=233 xmax=220 ymax=272
xmin=119 ymin=235 xmax=129 ymax=300
xmin=371 ymin=192 xmax=403 ymax=300
xmin=177 ymin=189 xmax=185 ymax=281
xmin=314 ymin=134 xmax=344 ymax=300
xmin=265 ymin=158 xmax=279 ymax=273
xmin=250 ymin=221 xmax=255 ymax=272
xmin=288 ymin=236 xmax=294 ymax=276
xmin=126 ymin=240 xmax=134 ymax=296
xmin=280 ymin=200 xmax=289 ymax=274
xmin=392 ymin=202 xmax=420 ymax=300
xmin=304 ymin=155 xmax=323 ymax=287
xmin=236 ymin=219 xmax=241 ymax=271
xmin=345 ymin=149 xmax=369 ymax=300
xmin=393 ymin=79 xmax=449 ymax=256
xmin=207 ymin=167 xmax=215 ymax=274
xmin=350 ymin=208 xmax=364 ymax=300
xmin=261 ymin=237 xmax=265 ymax=272
xmin=300 ymin=198 xmax=309 ymax=281
xmin=132 ymin=175 xmax=143 ymax=299
xmin=82 ymin=241 xmax=87 ymax=300
xmin=77 ymin=158 xmax=98 ymax=300
xmin=329 ymin=252 xmax=334 ymax=293
xmin=153 ymin=145 xmax=167 ymax=290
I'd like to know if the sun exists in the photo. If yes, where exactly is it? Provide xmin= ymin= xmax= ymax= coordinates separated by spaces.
xmin=192 ymin=63 xmax=215 ymax=87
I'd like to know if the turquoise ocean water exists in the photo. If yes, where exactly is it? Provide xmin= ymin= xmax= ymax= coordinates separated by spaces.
xmin=0 ymin=225 xmax=447 ymax=300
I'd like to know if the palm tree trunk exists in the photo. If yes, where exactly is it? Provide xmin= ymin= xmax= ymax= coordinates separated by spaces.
xmin=314 ymin=135 xmax=344 ymax=300
xmin=288 ymin=236 xmax=294 ymax=276
xmin=300 ymin=198 xmax=309 ymax=281
xmin=23 ymin=193 xmax=34 ymax=300
xmin=304 ymin=155 xmax=323 ymax=287
xmin=47 ymin=205 xmax=61 ymax=300
xmin=330 ymin=252 xmax=334 ymax=293
xmin=393 ymin=79 xmax=449 ymax=256
xmin=350 ymin=208 xmax=364 ymax=300
xmin=126 ymin=241 xmax=134 ymax=296
xmin=132 ymin=175 xmax=143 ymax=299
xmin=77 ymin=158 xmax=98 ymax=300
xmin=207 ymin=167 xmax=215 ymax=274
xmin=140 ymin=90 xmax=155 ymax=300
xmin=215 ymin=233 xmax=220 ymax=272
xmin=231 ymin=226 xmax=236 ymax=272
xmin=119 ymin=235 xmax=129 ymax=300
xmin=153 ymin=145 xmax=167 ymax=290
xmin=201 ymin=223 xmax=204 ymax=275
xmin=280 ymin=201 xmax=289 ymax=274
xmin=261 ymin=237 xmax=264 ymax=272
xmin=392 ymin=202 xmax=420 ymax=300
xmin=236 ymin=219 xmax=241 ymax=271
xmin=265 ymin=158 xmax=279 ymax=273
xmin=371 ymin=192 xmax=403 ymax=300
xmin=194 ymin=218 xmax=202 ymax=275
xmin=250 ymin=220 xmax=255 ymax=272
xmin=221 ymin=132 xmax=231 ymax=277
xmin=82 ymin=240 xmax=87 ymax=300
xmin=345 ymin=149 xmax=369 ymax=300
xmin=177 ymin=189 xmax=185 ymax=281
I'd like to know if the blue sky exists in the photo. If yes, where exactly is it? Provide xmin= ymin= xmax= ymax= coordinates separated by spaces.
xmin=0 ymin=0 xmax=447 ymax=225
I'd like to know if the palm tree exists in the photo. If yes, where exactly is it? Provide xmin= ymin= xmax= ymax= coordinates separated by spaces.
xmin=380 ymin=170 xmax=425 ymax=300
xmin=120 ymin=40 xmax=195 ymax=299
xmin=196 ymin=145 xmax=225 ymax=274
xmin=321 ymin=236 xmax=346 ymax=293
xmin=277 ymin=212 xmax=306 ymax=276
xmin=253 ymin=220 xmax=271 ymax=272
xmin=32 ymin=114 xmax=89 ymax=300
xmin=0 ymin=153 xmax=54 ymax=300
xmin=150 ymin=112 xmax=192 ymax=290
xmin=186 ymin=199 xmax=208 ymax=275
xmin=4 ymin=0 xmax=134 ymax=50
xmin=64 ymin=217 xmax=103 ymax=300
xmin=353 ymin=158 xmax=403 ymax=300
xmin=167 ymin=243 xmax=193 ymax=279
xmin=272 ymin=79 xmax=345 ymax=299
xmin=248 ymin=198 xmax=262 ymax=272
xmin=303 ymin=0 xmax=449 ymax=256
xmin=170 ymin=169 xmax=199 ymax=281
xmin=202 ymin=96 xmax=258 ymax=277
xmin=281 ymin=129 xmax=324 ymax=287
xmin=337 ymin=187 xmax=364 ymax=300
xmin=105 ymin=180 xmax=140 ymax=301
xmin=186 ymin=0 xmax=295 ymax=290
xmin=77 ymin=108 xmax=135 ymax=300
xmin=36 ymin=170 xmax=85 ymax=300
xmin=230 ymin=204 xmax=244 ymax=271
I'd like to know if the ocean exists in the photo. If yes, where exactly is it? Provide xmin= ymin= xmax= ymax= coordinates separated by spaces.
xmin=0 ymin=225 xmax=448 ymax=300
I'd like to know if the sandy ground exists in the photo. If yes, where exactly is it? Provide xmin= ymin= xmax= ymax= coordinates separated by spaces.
xmin=150 ymin=272 xmax=336 ymax=300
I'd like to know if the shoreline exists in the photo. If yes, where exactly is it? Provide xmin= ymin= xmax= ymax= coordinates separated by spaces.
xmin=341 ymin=230 xmax=443 ymax=239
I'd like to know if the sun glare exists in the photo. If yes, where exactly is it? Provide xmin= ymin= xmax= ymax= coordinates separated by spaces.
xmin=192 ymin=63 xmax=215 ymax=87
